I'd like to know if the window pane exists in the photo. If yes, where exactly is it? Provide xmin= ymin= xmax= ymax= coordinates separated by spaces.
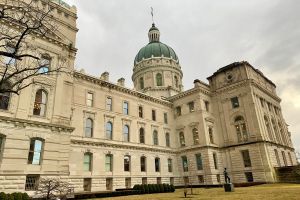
xmin=196 ymin=154 xmax=203 ymax=170
xmin=231 ymin=97 xmax=239 ymax=108
xmin=166 ymin=132 xmax=170 ymax=147
xmin=139 ymin=128 xmax=145 ymax=143
xmin=123 ymin=125 xmax=129 ymax=142
xmin=106 ymin=122 xmax=112 ymax=139
xmin=182 ymin=156 xmax=188 ymax=172
xmin=123 ymin=102 xmax=129 ymax=115
xmin=106 ymin=97 xmax=112 ymax=111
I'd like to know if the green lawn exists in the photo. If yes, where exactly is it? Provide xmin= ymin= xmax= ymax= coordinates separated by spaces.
xmin=100 ymin=184 xmax=300 ymax=200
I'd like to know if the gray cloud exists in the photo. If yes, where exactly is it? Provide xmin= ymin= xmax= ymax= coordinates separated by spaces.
xmin=64 ymin=0 xmax=300 ymax=152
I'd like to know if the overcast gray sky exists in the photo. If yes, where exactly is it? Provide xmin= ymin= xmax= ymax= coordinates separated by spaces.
xmin=64 ymin=0 xmax=300 ymax=153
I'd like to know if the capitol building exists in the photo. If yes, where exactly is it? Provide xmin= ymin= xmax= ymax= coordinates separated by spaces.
xmin=0 ymin=0 xmax=297 ymax=193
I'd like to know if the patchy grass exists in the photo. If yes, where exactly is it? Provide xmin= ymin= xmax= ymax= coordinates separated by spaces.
xmin=99 ymin=184 xmax=300 ymax=200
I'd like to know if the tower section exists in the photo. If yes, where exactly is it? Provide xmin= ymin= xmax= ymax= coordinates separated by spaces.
xmin=132 ymin=23 xmax=183 ymax=98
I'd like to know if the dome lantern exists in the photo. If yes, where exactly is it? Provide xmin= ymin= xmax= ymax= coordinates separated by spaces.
xmin=148 ymin=23 xmax=160 ymax=43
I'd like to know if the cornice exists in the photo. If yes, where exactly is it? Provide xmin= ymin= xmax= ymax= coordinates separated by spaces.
xmin=167 ymin=86 xmax=211 ymax=102
xmin=0 ymin=115 xmax=74 ymax=133
xmin=251 ymin=80 xmax=281 ymax=102
xmin=73 ymin=71 xmax=173 ymax=107
xmin=71 ymin=139 xmax=177 ymax=154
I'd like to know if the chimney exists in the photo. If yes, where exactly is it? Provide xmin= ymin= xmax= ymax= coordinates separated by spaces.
xmin=193 ymin=79 xmax=201 ymax=88
xmin=117 ymin=78 xmax=125 ymax=87
xmin=100 ymin=72 xmax=109 ymax=81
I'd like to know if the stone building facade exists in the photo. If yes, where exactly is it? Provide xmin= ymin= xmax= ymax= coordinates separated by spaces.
xmin=0 ymin=0 xmax=297 ymax=194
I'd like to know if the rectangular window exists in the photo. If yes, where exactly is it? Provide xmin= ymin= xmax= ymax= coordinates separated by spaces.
xmin=198 ymin=175 xmax=204 ymax=183
xmin=245 ymin=172 xmax=254 ymax=182
xmin=105 ymin=154 xmax=113 ymax=172
xmin=164 ymin=112 xmax=168 ymax=124
xmin=83 ymin=153 xmax=92 ymax=171
xmin=216 ymin=174 xmax=221 ymax=183
xmin=274 ymin=149 xmax=280 ymax=166
xmin=170 ymin=177 xmax=174 ymax=185
xmin=168 ymin=158 xmax=173 ymax=172
xmin=231 ymin=97 xmax=239 ymax=108
xmin=138 ymin=106 xmax=143 ymax=118
xmin=188 ymin=101 xmax=194 ymax=112
xmin=125 ymin=178 xmax=131 ymax=188
xmin=282 ymin=151 xmax=287 ymax=166
xmin=288 ymin=152 xmax=293 ymax=166
xmin=165 ymin=133 xmax=170 ymax=147
xmin=155 ymin=158 xmax=160 ymax=172
xmin=106 ymin=97 xmax=112 ymax=111
xmin=25 ymin=175 xmax=40 ymax=191
xmin=195 ymin=154 xmax=203 ymax=170
xmin=86 ymin=92 xmax=93 ymax=107
xmin=140 ymin=157 xmax=146 ymax=172
xmin=241 ymin=150 xmax=252 ymax=167
xmin=176 ymin=106 xmax=181 ymax=116
xmin=204 ymin=101 xmax=209 ymax=112
xmin=152 ymin=109 xmax=156 ymax=121
xmin=184 ymin=176 xmax=189 ymax=185
xmin=4 ymin=45 xmax=16 ymax=65
xmin=213 ymin=153 xmax=218 ymax=169
xmin=83 ymin=178 xmax=92 ymax=192
xmin=106 ymin=178 xmax=113 ymax=190
xmin=157 ymin=177 xmax=162 ymax=184
xmin=182 ymin=156 xmax=188 ymax=172
xmin=38 ymin=57 xmax=50 ymax=74
xmin=123 ymin=101 xmax=129 ymax=115
xmin=28 ymin=139 xmax=43 ymax=165
xmin=142 ymin=177 xmax=147 ymax=185
xmin=0 ymin=136 xmax=5 ymax=160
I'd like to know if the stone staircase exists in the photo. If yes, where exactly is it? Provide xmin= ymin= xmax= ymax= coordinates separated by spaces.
xmin=275 ymin=165 xmax=300 ymax=183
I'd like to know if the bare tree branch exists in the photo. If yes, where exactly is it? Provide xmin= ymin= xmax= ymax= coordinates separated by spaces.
xmin=0 ymin=0 xmax=71 ymax=95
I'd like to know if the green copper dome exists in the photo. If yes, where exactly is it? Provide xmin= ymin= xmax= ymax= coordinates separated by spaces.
xmin=134 ymin=42 xmax=178 ymax=64
xmin=134 ymin=23 xmax=179 ymax=64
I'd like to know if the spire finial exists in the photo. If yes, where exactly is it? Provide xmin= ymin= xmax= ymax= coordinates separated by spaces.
xmin=151 ymin=7 xmax=154 ymax=24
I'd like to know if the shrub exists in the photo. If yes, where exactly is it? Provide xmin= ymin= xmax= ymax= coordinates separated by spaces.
xmin=159 ymin=184 xmax=164 ymax=192
xmin=170 ymin=184 xmax=175 ymax=192
xmin=0 ymin=192 xmax=6 ymax=200
xmin=133 ymin=184 xmax=139 ymax=190
xmin=22 ymin=193 xmax=29 ymax=200
xmin=12 ymin=193 xmax=22 ymax=200
xmin=144 ymin=184 xmax=149 ymax=193
xmin=6 ymin=194 xmax=13 ymax=200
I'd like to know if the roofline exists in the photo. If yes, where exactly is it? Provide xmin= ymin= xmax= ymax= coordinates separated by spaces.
xmin=206 ymin=61 xmax=276 ymax=87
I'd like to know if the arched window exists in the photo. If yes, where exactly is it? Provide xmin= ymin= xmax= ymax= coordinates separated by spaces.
xmin=83 ymin=152 xmax=92 ymax=171
xmin=264 ymin=116 xmax=274 ymax=141
xmin=123 ymin=125 xmax=129 ymax=142
xmin=0 ymin=82 xmax=11 ymax=110
xmin=193 ymin=128 xmax=199 ymax=145
xmin=140 ymin=156 xmax=146 ymax=172
xmin=28 ymin=138 xmax=43 ymax=165
xmin=124 ymin=155 xmax=130 ymax=171
xmin=33 ymin=89 xmax=47 ymax=116
xmin=179 ymin=132 xmax=185 ymax=147
xmin=165 ymin=132 xmax=170 ymax=147
xmin=106 ymin=122 xmax=113 ymax=140
xmin=139 ymin=77 xmax=144 ymax=89
xmin=208 ymin=127 xmax=214 ymax=144
xmin=174 ymin=76 xmax=178 ymax=88
xmin=139 ymin=128 xmax=145 ymax=144
xmin=85 ymin=118 xmax=93 ymax=137
xmin=155 ymin=157 xmax=160 ymax=172
xmin=234 ymin=116 xmax=248 ymax=142
xmin=156 ymin=73 xmax=162 ymax=86
xmin=153 ymin=130 xmax=158 ymax=145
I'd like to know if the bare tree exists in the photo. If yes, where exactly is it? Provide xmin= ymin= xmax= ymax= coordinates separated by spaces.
xmin=0 ymin=0 xmax=70 ymax=94
xmin=35 ymin=178 xmax=73 ymax=200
